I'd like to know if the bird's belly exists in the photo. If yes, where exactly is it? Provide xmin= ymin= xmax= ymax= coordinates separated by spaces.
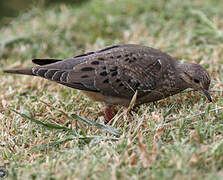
xmin=136 ymin=87 xmax=185 ymax=105
xmin=82 ymin=90 xmax=130 ymax=106
xmin=136 ymin=91 xmax=166 ymax=105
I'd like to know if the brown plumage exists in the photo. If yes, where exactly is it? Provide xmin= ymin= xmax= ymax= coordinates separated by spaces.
xmin=4 ymin=44 xmax=212 ymax=122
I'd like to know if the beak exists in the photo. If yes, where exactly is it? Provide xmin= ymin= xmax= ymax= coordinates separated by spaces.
xmin=201 ymin=88 xmax=212 ymax=102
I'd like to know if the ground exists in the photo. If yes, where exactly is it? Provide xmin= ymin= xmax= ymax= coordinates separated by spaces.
xmin=0 ymin=0 xmax=223 ymax=179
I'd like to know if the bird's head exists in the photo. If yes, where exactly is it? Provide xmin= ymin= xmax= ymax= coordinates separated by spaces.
xmin=178 ymin=63 xmax=212 ymax=102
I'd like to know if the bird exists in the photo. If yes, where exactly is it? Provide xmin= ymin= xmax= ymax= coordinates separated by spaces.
xmin=3 ymin=44 xmax=212 ymax=122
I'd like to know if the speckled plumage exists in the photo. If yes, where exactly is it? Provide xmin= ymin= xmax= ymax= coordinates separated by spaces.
xmin=4 ymin=44 xmax=212 ymax=121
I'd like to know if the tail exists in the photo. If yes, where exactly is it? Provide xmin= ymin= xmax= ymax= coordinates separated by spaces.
xmin=3 ymin=68 xmax=35 ymax=76
xmin=4 ymin=59 xmax=63 ymax=76
xmin=32 ymin=58 xmax=62 ymax=65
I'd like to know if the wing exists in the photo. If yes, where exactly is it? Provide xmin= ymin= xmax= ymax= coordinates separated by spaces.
xmin=32 ymin=44 xmax=165 ymax=98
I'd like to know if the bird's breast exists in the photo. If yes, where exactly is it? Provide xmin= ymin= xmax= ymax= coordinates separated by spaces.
xmin=81 ymin=90 xmax=130 ymax=106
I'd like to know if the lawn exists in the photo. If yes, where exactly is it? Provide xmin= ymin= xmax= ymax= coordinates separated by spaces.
xmin=0 ymin=0 xmax=223 ymax=179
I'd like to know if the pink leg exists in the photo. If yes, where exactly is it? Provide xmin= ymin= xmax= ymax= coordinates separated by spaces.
xmin=104 ymin=105 xmax=114 ymax=123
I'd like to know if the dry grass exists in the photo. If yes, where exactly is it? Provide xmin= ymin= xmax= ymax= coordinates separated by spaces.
xmin=0 ymin=0 xmax=223 ymax=179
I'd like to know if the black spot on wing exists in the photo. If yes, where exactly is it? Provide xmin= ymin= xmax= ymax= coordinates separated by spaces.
xmin=91 ymin=61 xmax=99 ymax=65
xmin=100 ymin=71 xmax=108 ymax=76
xmin=103 ymin=79 xmax=109 ymax=83
xmin=110 ymin=66 xmax=118 ymax=72
xmin=81 ymin=67 xmax=95 ymax=71
xmin=111 ymin=71 xmax=118 ymax=77
xmin=135 ymin=82 xmax=140 ymax=89
xmin=98 ymin=57 xmax=105 ymax=61
xmin=119 ymin=83 xmax=124 ymax=87
xmin=125 ymin=57 xmax=137 ymax=63
xmin=81 ymin=75 xmax=89 ymax=78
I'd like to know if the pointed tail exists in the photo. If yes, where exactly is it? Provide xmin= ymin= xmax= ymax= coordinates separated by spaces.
xmin=3 ymin=68 xmax=35 ymax=76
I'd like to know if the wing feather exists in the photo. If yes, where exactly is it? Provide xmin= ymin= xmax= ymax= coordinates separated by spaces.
xmin=31 ymin=44 xmax=164 ymax=98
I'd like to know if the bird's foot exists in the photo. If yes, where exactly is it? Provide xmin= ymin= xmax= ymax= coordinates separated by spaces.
xmin=104 ymin=106 xmax=114 ymax=124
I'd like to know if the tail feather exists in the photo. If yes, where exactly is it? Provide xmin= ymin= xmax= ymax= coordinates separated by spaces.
xmin=32 ymin=58 xmax=62 ymax=65
xmin=3 ymin=68 xmax=35 ymax=76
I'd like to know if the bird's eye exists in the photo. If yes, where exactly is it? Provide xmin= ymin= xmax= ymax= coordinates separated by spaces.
xmin=193 ymin=78 xmax=200 ymax=83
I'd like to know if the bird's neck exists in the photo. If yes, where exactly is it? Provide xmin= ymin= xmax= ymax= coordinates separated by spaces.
xmin=174 ymin=62 xmax=191 ymax=89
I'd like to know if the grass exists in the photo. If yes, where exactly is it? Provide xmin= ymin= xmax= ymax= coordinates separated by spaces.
xmin=0 ymin=0 xmax=223 ymax=179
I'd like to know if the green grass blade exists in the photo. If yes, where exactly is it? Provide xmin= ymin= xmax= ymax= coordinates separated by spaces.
xmin=10 ymin=108 xmax=76 ymax=133
xmin=71 ymin=114 xmax=121 ymax=136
